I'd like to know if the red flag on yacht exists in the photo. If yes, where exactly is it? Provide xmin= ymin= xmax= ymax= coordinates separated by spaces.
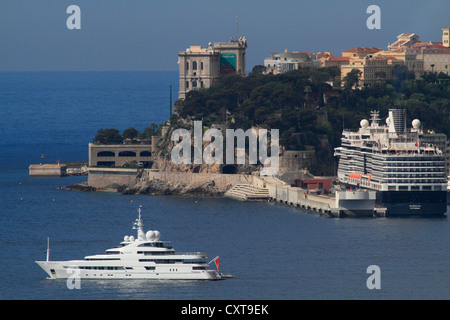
xmin=213 ymin=256 xmax=219 ymax=271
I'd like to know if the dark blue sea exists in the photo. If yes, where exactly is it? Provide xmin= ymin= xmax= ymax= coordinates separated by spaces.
xmin=0 ymin=72 xmax=449 ymax=300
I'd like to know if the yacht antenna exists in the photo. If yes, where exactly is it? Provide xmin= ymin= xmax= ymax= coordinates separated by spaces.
xmin=46 ymin=237 xmax=50 ymax=262
xmin=133 ymin=205 xmax=146 ymax=240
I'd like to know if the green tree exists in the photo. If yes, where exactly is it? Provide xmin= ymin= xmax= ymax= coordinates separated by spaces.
xmin=143 ymin=123 xmax=159 ymax=137
xmin=343 ymin=69 xmax=362 ymax=90
xmin=122 ymin=127 xmax=140 ymax=140
xmin=94 ymin=128 xmax=122 ymax=144
xmin=249 ymin=65 xmax=267 ymax=76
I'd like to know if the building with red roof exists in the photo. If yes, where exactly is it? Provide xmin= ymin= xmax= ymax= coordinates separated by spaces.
xmin=342 ymin=47 xmax=382 ymax=59
xmin=386 ymin=26 xmax=450 ymax=75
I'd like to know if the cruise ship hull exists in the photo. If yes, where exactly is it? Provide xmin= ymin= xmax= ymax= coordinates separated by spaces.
xmin=376 ymin=191 xmax=447 ymax=216
xmin=35 ymin=261 xmax=223 ymax=280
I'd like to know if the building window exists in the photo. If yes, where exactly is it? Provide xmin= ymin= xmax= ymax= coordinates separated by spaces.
xmin=200 ymin=81 xmax=204 ymax=88
xmin=186 ymin=62 xmax=189 ymax=71
xmin=193 ymin=61 xmax=197 ymax=70
xmin=97 ymin=151 xmax=115 ymax=157
xmin=192 ymin=80 xmax=197 ymax=88
xmin=118 ymin=151 xmax=136 ymax=157
xmin=200 ymin=62 xmax=204 ymax=70
xmin=186 ymin=81 xmax=189 ymax=89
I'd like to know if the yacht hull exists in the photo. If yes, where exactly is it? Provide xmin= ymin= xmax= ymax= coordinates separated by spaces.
xmin=35 ymin=261 xmax=223 ymax=280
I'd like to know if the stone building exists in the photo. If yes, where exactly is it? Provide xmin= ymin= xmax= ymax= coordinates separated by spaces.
xmin=342 ymin=47 xmax=382 ymax=59
xmin=88 ymin=143 xmax=155 ymax=168
xmin=387 ymin=27 xmax=450 ymax=75
xmin=264 ymin=49 xmax=319 ymax=74
xmin=178 ymin=37 xmax=247 ymax=100
xmin=340 ymin=55 xmax=402 ymax=87
xmin=277 ymin=150 xmax=315 ymax=175
xmin=316 ymin=51 xmax=351 ymax=68
xmin=373 ymin=50 xmax=424 ymax=79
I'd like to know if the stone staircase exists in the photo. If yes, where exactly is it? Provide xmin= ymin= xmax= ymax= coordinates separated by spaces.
xmin=224 ymin=183 xmax=270 ymax=201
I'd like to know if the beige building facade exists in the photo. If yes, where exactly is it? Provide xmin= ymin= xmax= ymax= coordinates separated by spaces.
xmin=387 ymin=27 xmax=450 ymax=75
xmin=374 ymin=50 xmax=424 ymax=79
xmin=178 ymin=37 xmax=247 ymax=100
xmin=412 ymin=45 xmax=450 ymax=75
xmin=341 ymin=55 xmax=401 ymax=87
xmin=342 ymin=47 xmax=382 ymax=59
xmin=88 ymin=143 xmax=154 ymax=168
xmin=442 ymin=26 xmax=450 ymax=48
xmin=316 ymin=51 xmax=351 ymax=68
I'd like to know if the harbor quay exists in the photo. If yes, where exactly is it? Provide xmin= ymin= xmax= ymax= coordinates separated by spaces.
xmin=85 ymin=167 xmax=382 ymax=218
xmin=29 ymin=164 xmax=67 ymax=177
xmin=228 ymin=175 xmax=381 ymax=218
xmin=29 ymin=162 xmax=88 ymax=177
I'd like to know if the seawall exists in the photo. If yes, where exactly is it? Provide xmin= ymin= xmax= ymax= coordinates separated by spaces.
xmin=29 ymin=164 xmax=66 ymax=177
xmin=142 ymin=170 xmax=253 ymax=190
xmin=87 ymin=167 xmax=254 ymax=195
xmin=88 ymin=167 xmax=139 ymax=189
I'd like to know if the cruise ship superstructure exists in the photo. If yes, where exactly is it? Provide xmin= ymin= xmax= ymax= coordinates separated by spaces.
xmin=36 ymin=206 xmax=227 ymax=280
xmin=334 ymin=109 xmax=447 ymax=216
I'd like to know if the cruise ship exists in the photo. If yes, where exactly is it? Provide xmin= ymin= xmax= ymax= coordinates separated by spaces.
xmin=36 ymin=206 xmax=228 ymax=280
xmin=334 ymin=109 xmax=447 ymax=216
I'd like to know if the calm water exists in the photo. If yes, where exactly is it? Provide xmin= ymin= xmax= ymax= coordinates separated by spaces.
xmin=0 ymin=72 xmax=448 ymax=300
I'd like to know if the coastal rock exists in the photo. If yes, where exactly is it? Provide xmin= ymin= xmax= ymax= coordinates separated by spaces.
xmin=121 ymin=178 xmax=225 ymax=197
xmin=61 ymin=182 xmax=97 ymax=192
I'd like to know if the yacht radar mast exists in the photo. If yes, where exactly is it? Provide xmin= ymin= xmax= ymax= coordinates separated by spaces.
xmin=133 ymin=205 xmax=147 ymax=241
xmin=370 ymin=110 xmax=380 ymax=127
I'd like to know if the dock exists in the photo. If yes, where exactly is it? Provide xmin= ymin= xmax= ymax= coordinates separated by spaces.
xmin=29 ymin=164 xmax=67 ymax=177
xmin=225 ymin=175 xmax=384 ymax=217
xmin=29 ymin=162 xmax=87 ymax=177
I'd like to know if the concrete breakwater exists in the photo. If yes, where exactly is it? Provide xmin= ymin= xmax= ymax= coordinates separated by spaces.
xmin=29 ymin=164 xmax=66 ymax=177
xmin=29 ymin=162 xmax=88 ymax=177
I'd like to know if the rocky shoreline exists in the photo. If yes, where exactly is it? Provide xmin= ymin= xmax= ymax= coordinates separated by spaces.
xmin=119 ymin=179 xmax=226 ymax=197
xmin=63 ymin=179 xmax=227 ymax=197
xmin=60 ymin=182 xmax=97 ymax=192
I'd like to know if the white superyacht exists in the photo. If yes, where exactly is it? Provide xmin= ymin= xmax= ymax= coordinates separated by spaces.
xmin=36 ymin=206 xmax=228 ymax=280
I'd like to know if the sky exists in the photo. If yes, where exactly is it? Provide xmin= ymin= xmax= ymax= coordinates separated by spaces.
xmin=0 ymin=0 xmax=449 ymax=71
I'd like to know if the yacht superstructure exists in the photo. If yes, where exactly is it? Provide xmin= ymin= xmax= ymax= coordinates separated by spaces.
xmin=36 ymin=206 xmax=227 ymax=280
xmin=334 ymin=109 xmax=447 ymax=216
